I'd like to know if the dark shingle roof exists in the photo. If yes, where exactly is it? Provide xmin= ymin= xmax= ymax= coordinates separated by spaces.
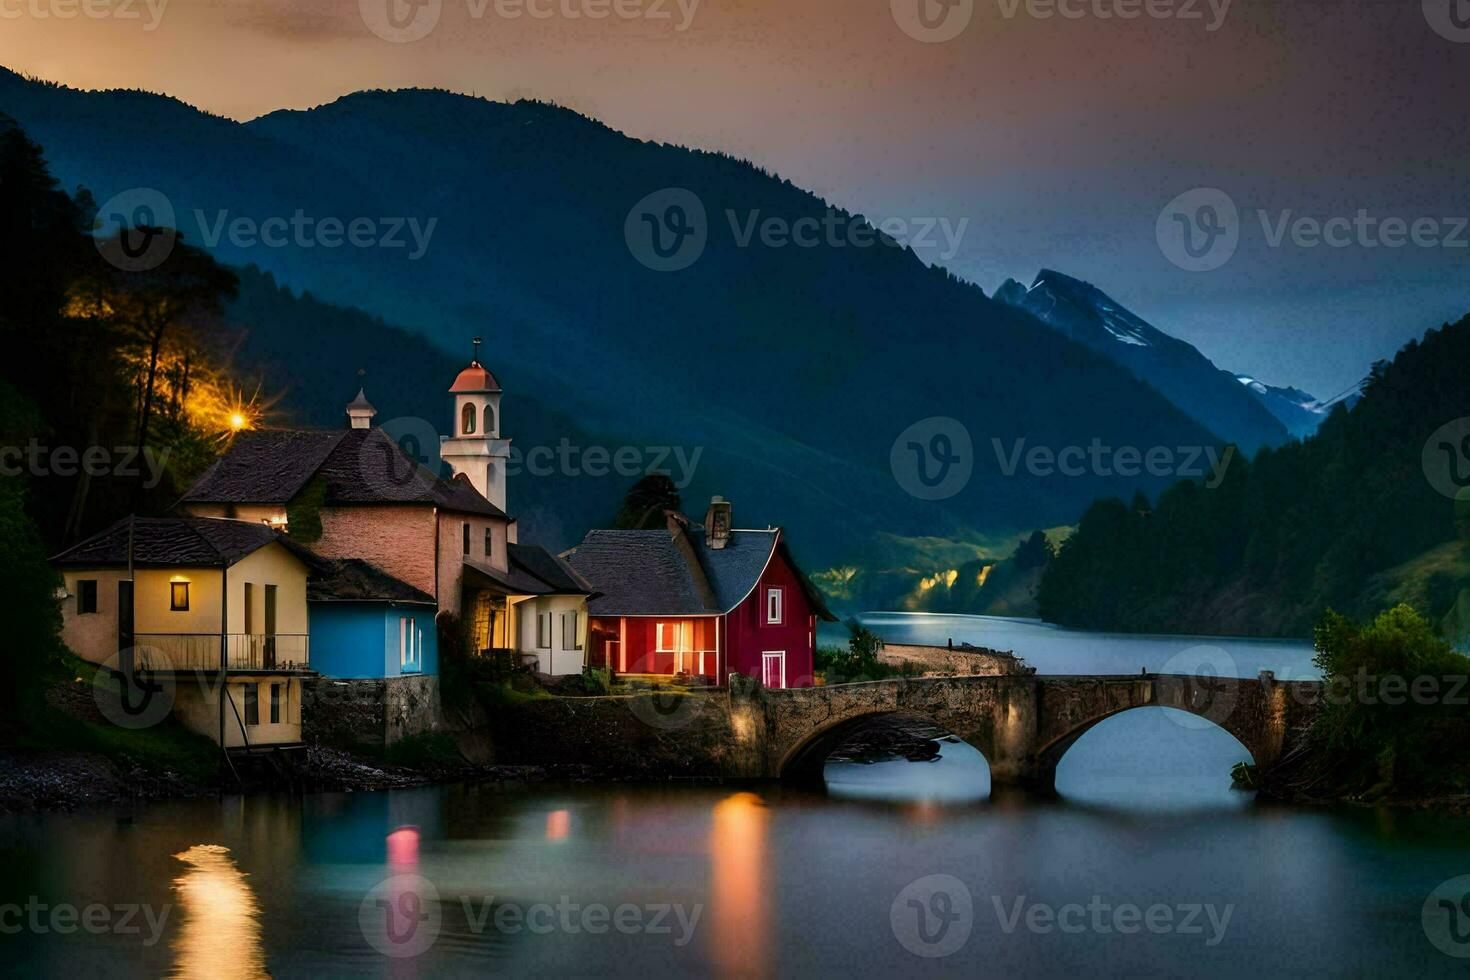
xmin=52 ymin=517 xmax=316 ymax=569
xmin=508 ymin=542 xmax=597 ymax=595
xmin=565 ymin=523 xmax=836 ymax=620
xmin=184 ymin=430 xmax=344 ymax=504
xmin=308 ymin=558 xmax=434 ymax=604
xmin=183 ymin=427 xmax=506 ymax=518
xmin=564 ymin=530 xmax=711 ymax=615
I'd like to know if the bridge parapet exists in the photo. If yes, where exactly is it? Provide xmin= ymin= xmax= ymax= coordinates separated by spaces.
xmin=730 ymin=671 xmax=1323 ymax=790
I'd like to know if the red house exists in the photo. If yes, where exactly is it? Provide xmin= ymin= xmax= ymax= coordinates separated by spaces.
xmin=564 ymin=497 xmax=836 ymax=688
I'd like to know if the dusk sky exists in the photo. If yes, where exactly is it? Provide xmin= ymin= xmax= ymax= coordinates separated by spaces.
xmin=3 ymin=0 xmax=1466 ymax=397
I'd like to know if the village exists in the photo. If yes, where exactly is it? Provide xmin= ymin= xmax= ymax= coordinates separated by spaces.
xmin=49 ymin=343 xmax=843 ymax=756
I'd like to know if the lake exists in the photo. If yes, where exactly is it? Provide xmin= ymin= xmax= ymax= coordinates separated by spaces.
xmin=4 ymin=615 xmax=1468 ymax=977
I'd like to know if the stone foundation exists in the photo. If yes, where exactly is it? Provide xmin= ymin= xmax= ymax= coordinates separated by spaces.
xmin=303 ymin=674 xmax=442 ymax=751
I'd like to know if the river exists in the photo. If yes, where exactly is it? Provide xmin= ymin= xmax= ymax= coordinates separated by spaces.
xmin=4 ymin=614 xmax=1468 ymax=977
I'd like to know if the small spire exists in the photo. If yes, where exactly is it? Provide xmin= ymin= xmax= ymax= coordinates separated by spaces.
xmin=472 ymin=337 xmax=483 ymax=364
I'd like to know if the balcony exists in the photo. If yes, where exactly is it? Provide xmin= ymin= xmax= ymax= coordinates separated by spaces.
xmin=129 ymin=634 xmax=311 ymax=673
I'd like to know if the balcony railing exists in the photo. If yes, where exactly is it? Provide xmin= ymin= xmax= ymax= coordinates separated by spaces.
xmin=129 ymin=634 xmax=311 ymax=673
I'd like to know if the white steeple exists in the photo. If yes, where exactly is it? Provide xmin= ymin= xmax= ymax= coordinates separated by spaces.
xmin=346 ymin=388 xmax=376 ymax=429
xmin=439 ymin=338 xmax=511 ymax=511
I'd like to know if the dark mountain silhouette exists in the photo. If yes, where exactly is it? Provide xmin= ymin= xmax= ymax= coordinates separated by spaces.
xmin=995 ymin=269 xmax=1289 ymax=452
xmin=2 ymin=68 xmax=1235 ymax=603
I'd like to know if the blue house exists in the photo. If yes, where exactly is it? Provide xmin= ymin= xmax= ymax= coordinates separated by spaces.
xmin=308 ymin=558 xmax=439 ymax=679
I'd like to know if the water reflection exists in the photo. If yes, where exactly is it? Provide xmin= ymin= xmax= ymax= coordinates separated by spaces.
xmin=170 ymin=844 xmax=266 ymax=980
xmin=709 ymin=792 xmax=769 ymax=978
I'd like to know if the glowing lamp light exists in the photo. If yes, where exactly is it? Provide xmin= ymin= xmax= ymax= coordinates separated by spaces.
xmin=229 ymin=412 xmax=248 ymax=432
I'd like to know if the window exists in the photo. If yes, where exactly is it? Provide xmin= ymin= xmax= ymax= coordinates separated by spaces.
xmin=244 ymin=685 xmax=259 ymax=726
xmin=77 ymin=579 xmax=98 ymax=614
xmin=400 ymin=617 xmax=423 ymax=673
xmin=762 ymin=652 xmax=787 ymax=689
xmin=656 ymin=622 xmax=680 ymax=653
xmin=461 ymin=403 xmax=477 ymax=435
xmin=269 ymin=684 xmax=281 ymax=724
xmin=563 ymin=611 xmax=582 ymax=651
xmin=170 ymin=581 xmax=190 ymax=611
xmin=537 ymin=612 xmax=551 ymax=649
xmin=463 ymin=522 xmax=471 ymax=555
xmin=483 ymin=404 xmax=495 ymax=435
xmin=484 ymin=527 xmax=494 ymax=559
xmin=765 ymin=587 xmax=783 ymax=625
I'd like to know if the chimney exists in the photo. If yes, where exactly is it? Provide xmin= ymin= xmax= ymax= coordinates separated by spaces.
xmin=704 ymin=495 xmax=732 ymax=549
xmin=346 ymin=388 xmax=376 ymax=429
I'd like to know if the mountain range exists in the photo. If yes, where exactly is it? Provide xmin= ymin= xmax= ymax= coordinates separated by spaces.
xmin=0 ymin=67 xmax=1344 ymax=609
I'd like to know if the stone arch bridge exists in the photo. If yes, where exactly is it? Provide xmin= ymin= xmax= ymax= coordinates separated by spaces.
xmin=725 ymin=672 xmax=1322 ymax=791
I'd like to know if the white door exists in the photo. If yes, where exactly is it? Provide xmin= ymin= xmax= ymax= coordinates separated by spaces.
xmin=762 ymin=651 xmax=786 ymax=689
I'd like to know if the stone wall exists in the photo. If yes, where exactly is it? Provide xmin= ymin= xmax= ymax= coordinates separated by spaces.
xmin=303 ymin=674 xmax=443 ymax=751
xmin=877 ymin=642 xmax=1030 ymax=677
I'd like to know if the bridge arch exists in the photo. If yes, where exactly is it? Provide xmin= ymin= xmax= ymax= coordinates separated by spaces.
xmin=778 ymin=710 xmax=995 ymax=784
xmin=1034 ymin=703 xmax=1258 ymax=781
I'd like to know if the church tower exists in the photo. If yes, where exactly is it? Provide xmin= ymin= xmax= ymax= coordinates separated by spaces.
xmin=440 ymin=338 xmax=511 ymax=512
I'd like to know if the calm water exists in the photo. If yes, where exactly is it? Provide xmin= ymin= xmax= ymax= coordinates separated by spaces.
xmin=5 ymin=615 xmax=1469 ymax=978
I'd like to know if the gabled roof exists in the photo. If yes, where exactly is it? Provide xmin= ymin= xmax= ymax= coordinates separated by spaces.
xmin=308 ymin=558 xmax=434 ymax=605
xmin=183 ymin=426 xmax=507 ymax=518
xmin=564 ymin=521 xmax=836 ymax=620
xmin=52 ymin=517 xmax=319 ymax=569
xmin=462 ymin=542 xmax=597 ymax=598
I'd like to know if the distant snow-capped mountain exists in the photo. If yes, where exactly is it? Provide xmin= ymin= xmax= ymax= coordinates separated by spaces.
xmin=995 ymin=270 xmax=1291 ymax=453
xmin=1234 ymin=375 xmax=1358 ymax=440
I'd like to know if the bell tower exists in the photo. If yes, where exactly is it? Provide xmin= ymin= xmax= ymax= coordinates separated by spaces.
xmin=440 ymin=338 xmax=511 ymax=512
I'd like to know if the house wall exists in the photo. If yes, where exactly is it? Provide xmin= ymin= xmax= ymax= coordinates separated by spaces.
xmin=435 ymin=511 xmax=510 ymax=618
xmin=226 ymin=543 xmax=310 ymax=636
xmin=588 ymin=616 xmax=720 ymax=678
xmin=512 ymin=595 xmax=587 ymax=675
xmin=59 ymin=567 xmax=132 ymax=664
xmin=309 ymin=602 xmax=439 ymax=679
xmin=173 ymin=675 xmax=303 ymax=747
xmin=724 ymin=548 xmax=817 ymax=688
xmin=315 ymin=504 xmax=439 ymax=601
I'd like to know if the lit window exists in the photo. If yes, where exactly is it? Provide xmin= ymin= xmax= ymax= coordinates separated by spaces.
xmin=171 ymin=582 xmax=190 ymax=611
xmin=765 ymin=588 xmax=783 ymax=625
xmin=77 ymin=579 xmax=98 ymax=614
xmin=656 ymin=622 xmax=680 ymax=653
xmin=461 ymin=403 xmax=477 ymax=435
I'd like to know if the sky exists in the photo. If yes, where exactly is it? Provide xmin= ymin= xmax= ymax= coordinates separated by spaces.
xmin=2 ymin=0 xmax=1466 ymax=397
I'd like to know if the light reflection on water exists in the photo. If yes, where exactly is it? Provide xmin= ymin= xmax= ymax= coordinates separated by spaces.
xmin=170 ymin=844 xmax=267 ymax=980
xmin=3 ymin=620 xmax=1465 ymax=978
